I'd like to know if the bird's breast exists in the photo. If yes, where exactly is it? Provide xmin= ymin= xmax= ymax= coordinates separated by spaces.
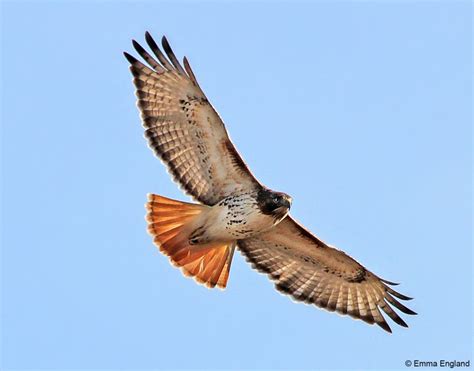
xmin=211 ymin=193 xmax=279 ymax=240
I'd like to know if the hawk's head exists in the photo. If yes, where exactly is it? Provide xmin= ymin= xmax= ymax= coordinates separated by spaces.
xmin=257 ymin=188 xmax=293 ymax=218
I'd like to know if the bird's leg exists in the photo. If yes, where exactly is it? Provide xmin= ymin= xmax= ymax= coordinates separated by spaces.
xmin=188 ymin=226 xmax=211 ymax=245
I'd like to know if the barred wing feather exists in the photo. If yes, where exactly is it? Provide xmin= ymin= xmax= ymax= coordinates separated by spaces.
xmin=124 ymin=33 xmax=260 ymax=205
xmin=238 ymin=217 xmax=416 ymax=333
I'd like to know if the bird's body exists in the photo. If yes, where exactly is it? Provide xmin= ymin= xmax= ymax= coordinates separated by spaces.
xmin=189 ymin=190 xmax=291 ymax=244
xmin=125 ymin=33 xmax=416 ymax=333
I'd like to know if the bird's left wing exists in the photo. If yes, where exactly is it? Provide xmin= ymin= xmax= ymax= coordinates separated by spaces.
xmin=238 ymin=217 xmax=416 ymax=332
xmin=124 ymin=33 xmax=261 ymax=206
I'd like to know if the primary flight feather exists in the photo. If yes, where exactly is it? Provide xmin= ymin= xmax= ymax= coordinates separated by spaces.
xmin=124 ymin=32 xmax=416 ymax=333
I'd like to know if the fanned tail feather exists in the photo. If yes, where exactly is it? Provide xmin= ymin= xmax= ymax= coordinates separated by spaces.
xmin=146 ymin=194 xmax=234 ymax=289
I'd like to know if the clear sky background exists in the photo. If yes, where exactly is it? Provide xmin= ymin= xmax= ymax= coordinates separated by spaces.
xmin=1 ymin=1 xmax=472 ymax=370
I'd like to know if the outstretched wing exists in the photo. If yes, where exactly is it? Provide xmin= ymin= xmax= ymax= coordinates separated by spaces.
xmin=124 ymin=33 xmax=260 ymax=205
xmin=238 ymin=217 xmax=416 ymax=332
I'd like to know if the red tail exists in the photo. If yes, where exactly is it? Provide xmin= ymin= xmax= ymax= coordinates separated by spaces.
xmin=146 ymin=194 xmax=235 ymax=289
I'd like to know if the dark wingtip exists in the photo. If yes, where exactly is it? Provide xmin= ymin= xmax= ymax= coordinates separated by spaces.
xmin=161 ymin=35 xmax=171 ymax=51
xmin=381 ymin=278 xmax=400 ymax=286
xmin=385 ymin=286 xmax=414 ymax=301
xmin=377 ymin=321 xmax=392 ymax=333
xmin=393 ymin=299 xmax=417 ymax=315
xmin=123 ymin=51 xmax=137 ymax=64
xmin=132 ymin=39 xmax=149 ymax=58
xmin=131 ymin=39 xmax=141 ymax=51
xmin=159 ymin=35 xmax=186 ymax=75
xmin=145 ymin=31 xmax=157 ymax=47
xmin=396 ymin=314 xmax=409 ymax=327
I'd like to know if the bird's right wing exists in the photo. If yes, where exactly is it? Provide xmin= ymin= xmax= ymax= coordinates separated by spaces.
xmin=238 ymin=216 xmax=416 ymax=332
xmin=124 ymin=33 xmax=261 ymax=206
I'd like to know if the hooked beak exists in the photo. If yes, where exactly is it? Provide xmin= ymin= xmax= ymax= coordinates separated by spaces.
xmin=274 ymin=195 xmax=292 ymax=217
xmin=280 ymin=194 xmax=292 ymax=210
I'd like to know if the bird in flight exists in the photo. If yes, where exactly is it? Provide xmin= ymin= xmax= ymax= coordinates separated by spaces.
xmin=124 ymin=32 xmax=416 ymax=333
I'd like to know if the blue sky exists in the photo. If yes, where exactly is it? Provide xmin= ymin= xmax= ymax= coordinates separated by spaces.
xmin=1 ymin=1 xmax=472 ymax=370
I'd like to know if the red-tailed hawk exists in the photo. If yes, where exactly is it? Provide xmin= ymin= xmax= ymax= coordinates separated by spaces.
xmin=124 ymin=32 xmax=416 ymax=333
